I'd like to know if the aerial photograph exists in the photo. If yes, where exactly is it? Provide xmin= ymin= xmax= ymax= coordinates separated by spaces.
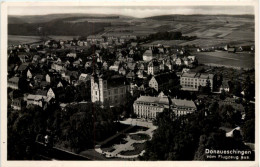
xmin=6 ymin=5 xmax=255 ymax=161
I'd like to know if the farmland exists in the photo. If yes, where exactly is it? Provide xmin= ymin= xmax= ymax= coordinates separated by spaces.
xmin=8 ymin=35 xmax=41 ymax=45
xmin=8 ymin=14 xmax=255 ymax=49
xmin=141 ymin=40 xmax=188 ymax=47
xmin=193 ymin=51 xmax=255 ymax=69
xmin=8 ymin=35 xmax=77 ymax=45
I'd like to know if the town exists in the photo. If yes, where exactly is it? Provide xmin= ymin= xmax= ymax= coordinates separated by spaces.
xmin=7 ymin=14 xmax=255 ymax=161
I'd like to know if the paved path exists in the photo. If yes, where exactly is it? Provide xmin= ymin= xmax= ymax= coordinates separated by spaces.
xmin=95 ymin=118 xmax=157 ymax=159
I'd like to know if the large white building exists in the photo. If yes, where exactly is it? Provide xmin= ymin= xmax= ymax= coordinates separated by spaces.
xmin=133 ymin=96 xmax=169 ymax=119
xmin=133 ymin=96 xmax=197 ymax=119
xmin=91 ymin=73 xmax=130 ymax=106
xmin=180 ymin=72 xmax=214 ymax=91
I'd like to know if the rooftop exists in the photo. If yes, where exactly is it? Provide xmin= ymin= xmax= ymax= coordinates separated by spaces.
xmin=135 ymin=96 xmax=169 ymax=105
xmin=171 ymin=99 xmax=196 ymax=108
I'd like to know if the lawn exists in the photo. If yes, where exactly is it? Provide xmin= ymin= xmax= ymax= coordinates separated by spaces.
xmin=193 ymin=51 xmax=255 ymax=69
xmin=129 ymin=133 xmax=150 ymax=141
xmin=119 ymin=143 xmax=145 ymax=156
xmin=8 ymin=35 xmax=41 ymax=45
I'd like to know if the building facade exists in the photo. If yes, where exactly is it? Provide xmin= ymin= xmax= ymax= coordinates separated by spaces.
xmin=149 ymin=72 xmax=176 ymax=91
xmin=147 ymin=60 xmax=159 ymax=75
xmin=8 ymin=77 xmax=20 ymax=90
xmin=171 ymin=99 xmax=197 ymax=117
xmin=91 ymin=74 xmax=130 ymax=106
xmin=133 ymin=96 xmax=197 ymax=120
xmin=133 ymin=96 xmax=169 ymax=119
xmin=180 ymin=72 xmax=214 ymax=91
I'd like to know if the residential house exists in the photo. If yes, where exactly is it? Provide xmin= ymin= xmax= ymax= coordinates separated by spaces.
xmin=238 ymin=46 xmax=252 ymax=52
xmin=127 ymin=62 xmax=137 ymax=71
xmin=18 ymin=54 xmax=29 ymax=63
xmin=228 ymin=48 xmax=236 ymax=53
xmin=87 ymin=35 xmax=105 ymax=43
xmin=34 ymin=74 xmax=44 ymax=83
xmin=220 ymin=80 xmax=230 ymax=92
xmin=175 ymin=57 xmax=184 ymax=66
xmin=148 ymin=60 xmax=159 ymax=75
xmin=67 ymin=52 xmax=77 ymax=58
xmin=149 ymin=72 xmax=176 ymax=91
xmin=85 ymin=61 xmax=92 ymax=69
xmin=26 ymin=94 xmax=46 ymax=108
xmin=119 ymin=67 xmax=127 ymax=75
xmin=27 ymin=69 xmax=33 ymax=79
xmin=17 ymin=63 xmax=29 ymax=74
xmin=73 ymin=59 xmax=82 ymax=68
xmin=11 ymin=98 xmax=25 ymax=110
xmin=143 ymin=49 xmax=154 ymax=62
xmin=61 ymin=71 xmax=79 ymax=84
xmin=8 ymin=77 xmax=20 ymax=90
xmin=32 ymin=55 xmax=41 ymax=63
xmin=78 ymin=73 xmax=90 ymax=82
xmin=126 ymin=71 xmax=136 ymax=80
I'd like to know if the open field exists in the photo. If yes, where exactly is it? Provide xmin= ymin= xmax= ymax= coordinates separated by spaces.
xmin=193 ymin=51 xmax=255 ymax=69
xmin=8 ymin=35 xmax=41 ymax=45
xmin=9 ymin=14 xmax=254 ymax=47
xmin=180 ymin=38 xmax=255 ymax=48
xmin=49 ymin=35 xmax=77 ymax=41
xmin=141 ymin=40 xmax=188 ymax=47
xmin=8 ymin=35 xmax=77 ymax=45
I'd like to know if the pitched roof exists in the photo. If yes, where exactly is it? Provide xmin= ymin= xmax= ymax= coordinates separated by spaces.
xmin=17 ymin=63 xmax=29 ymax=71
xmin=148 ymin=60 xmax=159 ymax=67
xmin=171 ymin=99 xmax=196 ymax=108
xmin=135 ymin=96 xmax=169 ymax=105
xmin=153 ymin=72 xmax=176 ymax=85
xmin=8 ymin=77 xmax=20 ymax=83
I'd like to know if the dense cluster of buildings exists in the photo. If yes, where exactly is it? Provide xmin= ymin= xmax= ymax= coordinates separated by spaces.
xmin=8 ymin=32 xmax=218 ymax=122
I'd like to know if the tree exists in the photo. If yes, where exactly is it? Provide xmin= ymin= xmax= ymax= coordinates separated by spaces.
xmin=204 ymin=77 xmax=211 ymax=94
xmin=243 ymin=76 xmax=254 ymax=101
xmin=232 ymin=83 xmax=242 ymax=97
xmin=220 ymin=89 xmax=226 ymax=100
xmin=242 ymin=119 xmax=255 ymax=143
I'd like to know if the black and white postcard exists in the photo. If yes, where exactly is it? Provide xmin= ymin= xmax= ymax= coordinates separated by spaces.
xmin=1 ymin=1 xmax=258 ymax=167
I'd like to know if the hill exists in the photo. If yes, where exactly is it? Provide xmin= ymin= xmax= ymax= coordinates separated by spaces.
xmin=8 ymin=17 xmax=112 ymax=36
xmin=145 ymin=14 xmax=254 ymax=21
xmin=8 ymin=13 xmax=133 ymax=24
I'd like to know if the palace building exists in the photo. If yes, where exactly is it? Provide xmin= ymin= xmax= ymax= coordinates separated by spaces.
xmin=133 ymin=96 xmax=170 ymax=119
xmin=91 ymin=73 xmax=130 ymax=106
xmin=133 ymin=96 xmax=197 ymax=120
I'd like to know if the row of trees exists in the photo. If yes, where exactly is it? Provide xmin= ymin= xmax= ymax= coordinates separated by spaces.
xmin=8 ymin=99 xmax=135 ymax=159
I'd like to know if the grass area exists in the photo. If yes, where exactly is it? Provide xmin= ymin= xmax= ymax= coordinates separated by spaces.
xmin=129 ymin=133 xmax=150 ymax=141
xmin=127 ymin=126 xmax=149 ymax=133
xmin=193 ymin=51 xmax=254 ymax=69
xmin=49 ymin=35 xmax=78 ymax=41
xmin=8 ymin=35 xmax=41 ymax=45
xmin=119 ymin=143 xmax=145 ymax=156
xmin=101 ymin=134 xmax=128 ymax=149
xmin=141 ymin=40 xmax=187 ymax=47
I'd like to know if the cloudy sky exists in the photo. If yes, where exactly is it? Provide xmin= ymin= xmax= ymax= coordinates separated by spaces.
xmin=8 ymin=6 xmax=254 ymax=18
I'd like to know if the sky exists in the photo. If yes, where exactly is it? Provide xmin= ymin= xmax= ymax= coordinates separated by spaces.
xmin=8 ymin=6 xmax=254 ymax=18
